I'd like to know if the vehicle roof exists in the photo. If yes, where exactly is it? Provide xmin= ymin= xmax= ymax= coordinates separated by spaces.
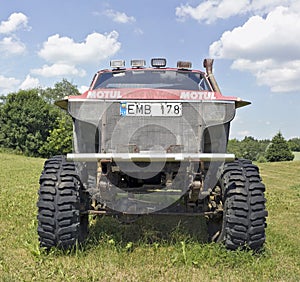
xmin=96 ymin=67 xmax=206 ymax=74
xmin=55 ymin=64 xmax=251 ymax=110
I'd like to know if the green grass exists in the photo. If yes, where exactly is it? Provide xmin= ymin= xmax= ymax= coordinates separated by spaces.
xmin=0 ymin=153 xmax=299 ymax=281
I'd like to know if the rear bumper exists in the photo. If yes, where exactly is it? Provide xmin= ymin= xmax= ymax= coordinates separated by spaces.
xmin=67 ymin=152 xmax=235 ymax=162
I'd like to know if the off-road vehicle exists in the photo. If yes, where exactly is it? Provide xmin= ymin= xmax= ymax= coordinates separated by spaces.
xmin=37 ymin=58 xmax=267 ymax=250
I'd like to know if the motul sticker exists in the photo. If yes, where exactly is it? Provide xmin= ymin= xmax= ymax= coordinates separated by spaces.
xmin=83 ymin=89 xmax=225 ymax=101
xmin=87 ymin=90 xmax=121 ymax=99
xmin=180 ymin=91 xmax=217 ymax=100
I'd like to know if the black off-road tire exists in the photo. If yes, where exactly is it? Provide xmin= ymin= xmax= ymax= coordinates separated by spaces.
xmin=209 ymin=159 xmax=268 ymax=251
xmin=37 ymin=155 xmax=89 ymax=250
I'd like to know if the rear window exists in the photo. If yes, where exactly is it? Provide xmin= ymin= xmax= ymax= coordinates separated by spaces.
xmin=92 ymin=70 xmax=211 ymax=91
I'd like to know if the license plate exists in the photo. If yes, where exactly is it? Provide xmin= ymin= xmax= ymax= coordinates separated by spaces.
xmin=120 ymin=102 xmax=182 ymax=117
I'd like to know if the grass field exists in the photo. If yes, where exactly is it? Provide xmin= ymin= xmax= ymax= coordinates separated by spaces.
xmin=0 ymin=153 xmax=299 ymax=281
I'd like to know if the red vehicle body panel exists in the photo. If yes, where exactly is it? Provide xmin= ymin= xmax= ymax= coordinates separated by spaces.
xmin=65 ymin=68 xmax=250 ymax=108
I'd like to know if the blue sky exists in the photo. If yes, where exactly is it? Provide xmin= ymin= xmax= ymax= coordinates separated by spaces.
xmin=1 ymin=0 xmax=299 ymax=140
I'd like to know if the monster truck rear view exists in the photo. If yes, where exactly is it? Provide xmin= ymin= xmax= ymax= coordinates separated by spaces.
xmin=37 ymin=58 xmax=267 ymax=251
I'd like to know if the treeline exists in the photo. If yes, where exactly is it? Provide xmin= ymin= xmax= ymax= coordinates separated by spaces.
xmin=0 ymin=80 xmax=298 ymax=162
xmin=0 ymin=79 xmax=77 ymax=157
xmin=228 ymin=134 xmax=296 ymax=162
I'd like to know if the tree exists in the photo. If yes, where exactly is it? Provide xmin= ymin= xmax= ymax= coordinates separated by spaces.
xmin=227 ymin=138 xmax=243 ymax=158
xmin=39 ymin=114 xmax=73 ymax=157
xmin=227 ymin=136 xmax=270 ymax=162
xmin=40 ymin=79 xmax=80 ymax=103
xmin=0 ymin=79 xmax=79 ymax=157
xmin=240 ymin=136 xmax=261 ymax=161
xmin=265 ymin=132 xmax=294 ymax=162
xmin=288 ymin=137 xmax=300 ymax=152
xmin=38 ymin=79 xmax=80 ymax=157
xmin=0 ymin=89 xmax=57 ymax=156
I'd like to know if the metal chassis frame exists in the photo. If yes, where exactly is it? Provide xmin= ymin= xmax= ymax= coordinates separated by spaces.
xmin=67 ymin=152 xmax=235 ymax=162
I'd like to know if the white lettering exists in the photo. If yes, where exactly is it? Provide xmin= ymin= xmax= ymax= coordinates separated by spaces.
xmin=180 ymin=92 xmax=190 ymax=99
xmin=191 ymin=92 xmax=198 ymax=99
xmin=180 ymin=91 xmax=217 ymax=100
xmin=87 ymin=90 xmax=121 ymax=99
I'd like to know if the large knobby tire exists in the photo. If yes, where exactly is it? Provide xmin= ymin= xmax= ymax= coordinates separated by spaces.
xmin=214 ymin=159 xmax=268 ymax=251
xmin=37 ymin=155 xmax=89 ymax=250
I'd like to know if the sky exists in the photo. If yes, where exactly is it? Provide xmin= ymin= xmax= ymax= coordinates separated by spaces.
xmin=0 ymin=0 xmax=300 ymax=140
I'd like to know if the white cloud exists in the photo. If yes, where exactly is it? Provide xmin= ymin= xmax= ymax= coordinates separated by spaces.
xmin=210 ymin=6 xmax=300 ymax=60
xmin=78 ymin=85 xmax=89 ymax=93
xmin=0 ymin=75 xmax=20 ymax=93
xmin=237 ymin=130 xmax=251 ymax=137
xmin=0 ymin=36 xmax=26 ymax=55
xmin=38 ymin=31 xmax=121 ymax=65
xmin=0 ymin=12 xmax=29 ymax=34
xmin=34 ymin=31 xmax=121 ymax=78
xmin=0 ymin=13 xmax=29 ymax=56
xmin=31 ymin=63 xmax=86 ymax=78
xmin=134 ymin=28 xmax=144 ymax=35
xmin=176 ymin=0 xmax=248 ymax=23
xmin=231 ymin=59 xmax=300 ymax=92
xmin=209 ymin=4 xmax=300 ymax=92
xmin=104 ymin=9 xmax=136 ymax=24
xmin=19 ymin=75 xmax=40 ymax=90
xmin=177 ymin=1 xmax=300 ymax=92
xmin=176 ymin=0 xmax=292 ymax=23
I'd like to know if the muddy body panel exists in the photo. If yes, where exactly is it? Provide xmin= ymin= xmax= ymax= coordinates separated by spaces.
xmin=69 ymin=100 xmax=235 ymax=155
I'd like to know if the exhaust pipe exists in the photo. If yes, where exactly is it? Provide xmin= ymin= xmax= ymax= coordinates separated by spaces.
xmin=203 ymin=58 xmax=221 ymax=93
